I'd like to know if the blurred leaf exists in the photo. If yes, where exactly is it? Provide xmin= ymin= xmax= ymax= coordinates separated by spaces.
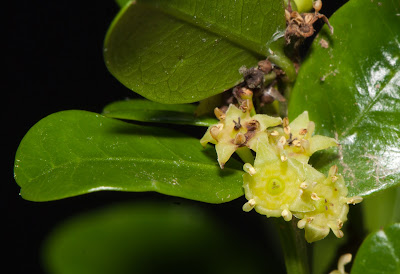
xmin=14 ymin=110 xmax=244 ymax=203
xmin=43 ymin=202 xmax=281 ymax=274
xmin=362 ymin=187 xmax=400 ymax=234
xmin=115 ymin=0 xmax=131 ymax=8
xmin=104 ymin=0 xmax=290 ymax=103
xmin=312 ymin=233 xmax=346 ymax=274
xmin=351 ymin=223 xmax=400 ymax=274
xmin=103 ymin=99 xmax=217 ymax=126
xmin=289 ymin=0 xmax=400 ymax=197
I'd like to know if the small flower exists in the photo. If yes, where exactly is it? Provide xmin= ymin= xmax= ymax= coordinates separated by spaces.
xmin=242 ymin=135 xmax=311 ymax=219
xmin=200 ymin=105 xmax=281 ymax=168
xmin=268 ymin=111 xmax=338 ymax=164
xmin=294 ymin=166 xmax=363 ymax=243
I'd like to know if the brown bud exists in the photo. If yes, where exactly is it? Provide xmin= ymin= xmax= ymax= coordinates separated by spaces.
xmin=258 ymin=60 xmax=272 ymax=74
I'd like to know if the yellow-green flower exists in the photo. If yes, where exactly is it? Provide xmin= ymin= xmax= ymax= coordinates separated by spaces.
xmin=200 ymin=105 xmax=281 ymax=168
xmin=242 ymin=135 xmax=324 ymax=220
xmin=268 ymin=111 xmax=338 ymax=164
xmin=295 ymin=166 xmax=363 ymax=243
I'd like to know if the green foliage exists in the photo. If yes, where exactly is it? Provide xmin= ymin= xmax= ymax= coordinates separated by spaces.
xmin=14 ymin=110 xmax=243 ymax=203
xmin=288 ymin=0 xmax=400 ymax=197
xmin=43 ymin=202 xmax=281 ymax=274
xmin=351 ymin=223 xmax=400 ymax=274
xmin=104 ymin=0 xmax=292 ymax=103
xmin=13 ymin=0 xmax=400 ymax=273
xmin=103 ymin=99 xmax=217 ymax=126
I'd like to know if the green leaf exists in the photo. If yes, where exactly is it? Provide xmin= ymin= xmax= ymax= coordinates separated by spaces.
xmin=351 ymin=223 xmax=400 ymax=274
xmin=103 ymin=99 xmax=218 ymax=126
xmin=42 ymin=202 xmax=280 ymax=274
xmin=288 ymin=0 xmax=400 ymax=197
xmin=104 ymin=0 xmax=292 ymax=104
xmin=362 ymin=187 xmax=400 ymax=234
xmin=14 ymin=110 xmax=244 ymax=203
xmin=116 ymin=0 xmax=132 ymax=8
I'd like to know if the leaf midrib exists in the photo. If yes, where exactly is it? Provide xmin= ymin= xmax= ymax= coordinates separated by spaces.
xmin=340 ymin=71 xmax=400 ymax=138
xmin=137 ymin=1 xmax=272 ymax=57
xmin=23 ymin=156 xmax=242 ymax=184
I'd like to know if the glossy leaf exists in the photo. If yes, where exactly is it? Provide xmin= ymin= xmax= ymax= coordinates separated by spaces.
xmin=42 ymin=202 xmax=282 ymax=274
xmin=289 ymin=0 xmax=400 ymax=197
xmin=103 ymin=99 xmax=217 ymax=126
xmin=14 ymin=110 xmax=244 ymax=203
xmin=351 ymin=223 xmax=400 ymax=274
xmin=104 ymin=0 xmax=291 ymax=104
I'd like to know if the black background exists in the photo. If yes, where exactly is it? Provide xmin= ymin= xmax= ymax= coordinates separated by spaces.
xmin=5 ymin=1 xmax=347 ymax=273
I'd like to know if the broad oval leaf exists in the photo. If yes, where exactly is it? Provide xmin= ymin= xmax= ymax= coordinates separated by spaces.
xmin=42 ymin=202 xmax=282 ymax=274
xmin=14 ymin=110 xmax=244 ymax=203
xmin=103 ymin=99 xmax=217 ymax=126
xmin=351 ymin=223 xmax=400 ymax=274
xmin=104 ymin=0 xmax=291 ymax=104
xmin=288 ymin=0 xmax=400 ymax=197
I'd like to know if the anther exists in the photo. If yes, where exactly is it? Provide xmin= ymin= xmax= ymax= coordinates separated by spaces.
xmin=246 ymin=120 xmax=259 ymax=131
xmin=283 ymin=117 xmax=289 ymax=127
xmin=300 ymin=182 xmax=308 ymax=189
xmin=336 ymin=229 xmax=344 ymax=238
xmin=306 ymin=217 xmax=314 ymax=223
xmin=210 ymin=125 xmax=222 ymax=140
xmin=270 ymin=130 xmax=279 ymax=136
xmin=329 ymin=165 xmax=338 ymax=177
xmin=243 ymin=163 xmax=256 ymax=175
xmin=242 ymin=199 xmax=256 ymax=212
xmin=281 ymin=155 xmax=288 ymax=162
xmin=292 ymin=139 xmax=301 ymax=147
xmin=337 ymin=219 xmax=344 ymax=229
xmin=281 ymin=209 xmax=293 ymax=221
xmin=214 ymin=107 xmax=226 ymax=121
xmin=284 ymin=126 xmax=291 ymax=135
xmin=278 ymin=136 xmax=286 ymax=146
xmin=234 ymin=132 xmax=246 ymax=145
xmin=347 ymin=196 xmax=363 ymax=205
xmin=311 ymin=193 xmax=320 ymax=201
xmin=299 ymin=128 xmax=308 ymax=135
xmin=297 ymin=219 xmax=306 ymax=229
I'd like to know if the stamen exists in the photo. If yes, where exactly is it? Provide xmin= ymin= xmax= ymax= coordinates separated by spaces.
xmin=300 ymin=182 xmax=308 ymax=189
xmin=347 ymin=196 xmax=363 ymax=205
xmin=298 ymin=219 xmax=307 ymax=229
xmin=243 ymin=163 xmax=256 ymax=175
xmin=242 ymin=199 xmax=256 ymax=212
xmin=281 ymin=209 xmax=293 ymax=221
xmin=311 ymin=193 xmax=320 ymax=201
xmin=214 ymin=107 xmax=226 ymax=121
xmin=234 ymin=132 xmax=246 ymax=145
xmin=270 ymin=130 xmax=280 ymax=136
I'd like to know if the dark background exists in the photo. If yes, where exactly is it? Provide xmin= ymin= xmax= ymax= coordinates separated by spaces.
xmin=5 ymin=1 xmax=347 ymax=273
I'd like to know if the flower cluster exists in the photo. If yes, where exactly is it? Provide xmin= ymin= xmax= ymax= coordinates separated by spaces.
xmin=201 ymin=104 xmax=362 ymax=243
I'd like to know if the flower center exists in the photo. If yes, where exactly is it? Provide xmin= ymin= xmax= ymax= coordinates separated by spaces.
xmin=267 ymin=178 xmax=285 ymax=195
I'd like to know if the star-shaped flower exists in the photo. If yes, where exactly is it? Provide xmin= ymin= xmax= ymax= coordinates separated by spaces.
xmin=268 ymin=111 xmax=338 ymax=164
xmin=200 ymin=105 xmax=281 ymax=168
